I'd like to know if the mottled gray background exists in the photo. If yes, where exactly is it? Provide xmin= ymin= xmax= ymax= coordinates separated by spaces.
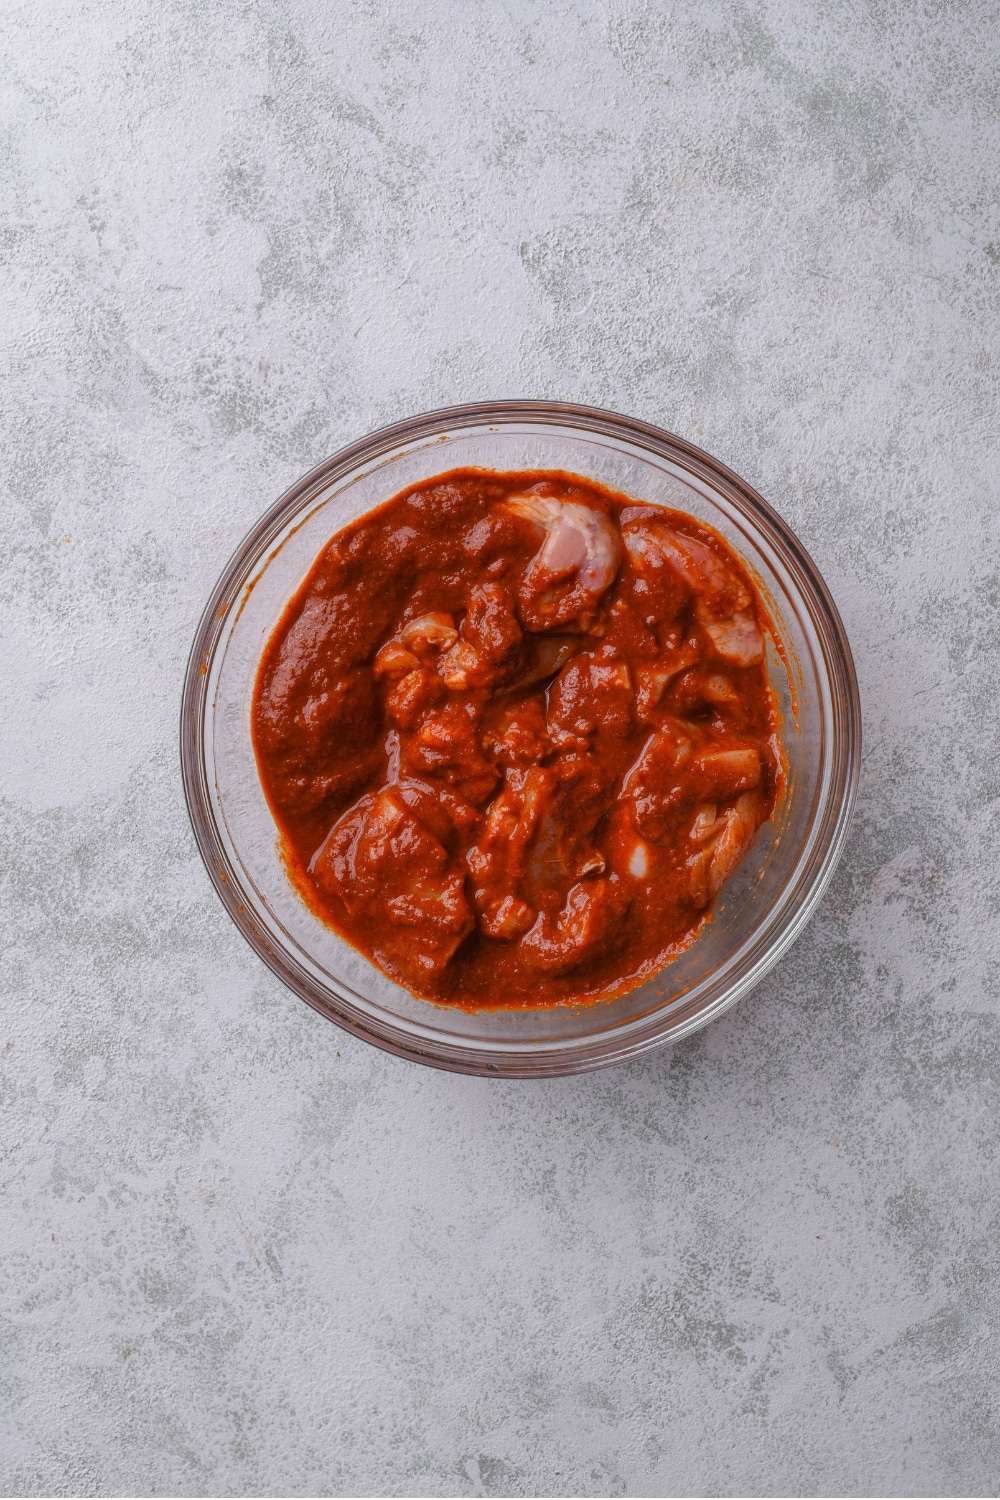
xmin=2 ymin=1 xmax=998 ymax=1496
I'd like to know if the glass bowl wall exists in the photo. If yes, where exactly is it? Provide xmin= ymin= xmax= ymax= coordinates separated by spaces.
xmin=181 ymin=401 xmax=860 ymax=1076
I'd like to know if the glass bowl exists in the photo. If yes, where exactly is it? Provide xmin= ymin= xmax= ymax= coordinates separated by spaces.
xmin=180 ymin=401 xmax=860 ymax=1077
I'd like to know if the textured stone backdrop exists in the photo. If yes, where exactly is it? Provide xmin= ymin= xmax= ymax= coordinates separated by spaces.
xmin=2 ymin=1 xmax=999 ymax=1495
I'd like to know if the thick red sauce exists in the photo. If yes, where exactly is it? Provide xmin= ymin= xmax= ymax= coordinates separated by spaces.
xmin=252 ymin=468 xmax=782 ymax=1008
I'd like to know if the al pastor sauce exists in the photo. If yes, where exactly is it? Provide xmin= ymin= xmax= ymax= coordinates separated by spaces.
xmin=252 ymin=469 xmax=782 ymax=1008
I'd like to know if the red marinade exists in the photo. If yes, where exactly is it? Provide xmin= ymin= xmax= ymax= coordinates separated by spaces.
xmin=252 ymin=468 xmax=782 ymax=1008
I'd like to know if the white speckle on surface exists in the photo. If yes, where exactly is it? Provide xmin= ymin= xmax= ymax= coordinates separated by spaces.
xmin=2 ymin=1 xmax=999 ymax=1496
xmin=627 ymin=840 xmax=651 ymax=880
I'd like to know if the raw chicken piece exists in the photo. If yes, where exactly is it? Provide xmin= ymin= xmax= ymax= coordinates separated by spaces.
xmin=466 ymin=757 xmax=608 ymax=932
xmin=690 ymin=745 xmax=762 ymax=801
xmin=479 ymin=894 xmax=537 ymax=941
xmin=621 ymin=725 xmax=694 ymax=842
xmin=546 ymin=649 xmax=633 ymax=748
xmin=686 ymin=791 xmax=761 ymax=908
xmin=622 ymin=518 xmax=764 ymax=667
xmin=439 ymin=640 xmax=490 ymax=692
xmin=373 ymin=640 xmax=420 ymax=680
xmin=633 ymin=642 xmax=700 ymax=721
xmin=399 ymin=612 xmax=459 ymax=655
xmin=482 ymin=696 xmax=551 ymax=768
xmin=384 ymin=667 xmax=444 ymax=729
xmin=466 ymin=767 xmax=554 ymax=888
xmin=499 ymin=633 xmax=579 ymax=695
xmin=520 ymin=877 xmax=629 ymax=975
xmin=462 ymin=582 xmax=523 ymax=665
xmin=389 ymin=589 xmax=524 ymax=694
xmin=310 ymin=785 xmax=474 ymax=976
xmin=403 ymin=705 xmax=498 ymax=804
xmin=505 ymin=493 xmax=621 ymax=631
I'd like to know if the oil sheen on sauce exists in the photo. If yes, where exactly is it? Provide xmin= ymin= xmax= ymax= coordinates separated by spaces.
xmin=251 ymin=468 xmax=783 ymax=1008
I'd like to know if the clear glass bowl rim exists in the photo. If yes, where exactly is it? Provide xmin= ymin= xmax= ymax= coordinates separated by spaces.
xmin=180 ymin=399 xmax=861 ymax=1077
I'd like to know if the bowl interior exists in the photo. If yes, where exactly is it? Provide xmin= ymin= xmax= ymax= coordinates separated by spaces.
xmin=188 ymin=409 xmax=854 ymax=1074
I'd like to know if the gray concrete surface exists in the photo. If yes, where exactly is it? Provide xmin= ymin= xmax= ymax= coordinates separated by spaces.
xmin=2 ymin=1 xmax=999 ymax=1495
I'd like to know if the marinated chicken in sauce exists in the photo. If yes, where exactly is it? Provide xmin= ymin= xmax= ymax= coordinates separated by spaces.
xmin=252 ymin=469 xmax=783 ymax=1007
